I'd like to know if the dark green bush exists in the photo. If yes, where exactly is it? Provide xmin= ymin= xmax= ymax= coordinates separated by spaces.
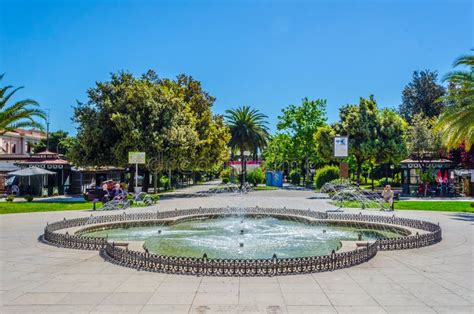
xmin=314 ymin=165 xmax=339 ymax=189
xmin=24 ymin=195 xmax=34 ymax=202
xmin=6 ymin=195 xmax=14 ymax=202
xmin=289 ymin=170 xmax=301 ymax=185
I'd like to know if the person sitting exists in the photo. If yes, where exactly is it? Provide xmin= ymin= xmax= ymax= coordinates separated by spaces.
xmin=110 ymin=183 xmax=125 ymax=200
xmin=101 ymin=183 xmax=110 ymax=202
xmin=11 ymin=185 xmax=19 ymax=196
xmin=381 ymin=185 xmax=394 ymax=211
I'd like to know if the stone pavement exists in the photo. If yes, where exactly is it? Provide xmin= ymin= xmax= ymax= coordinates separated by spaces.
xmin=0 ymin=187 xmax=473 ymax=313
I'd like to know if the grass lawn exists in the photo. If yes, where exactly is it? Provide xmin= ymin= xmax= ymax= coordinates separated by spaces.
xmin=332 ymin=200 xmax=474 ymax=213
xmin=254 ymin=185 xmax=279 ymax=191
xmin=0 ymin=201 xmax=101 ymax=215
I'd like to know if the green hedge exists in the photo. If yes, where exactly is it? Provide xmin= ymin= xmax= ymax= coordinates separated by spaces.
xmin=314 ymin=165 xmax=339 ymax=189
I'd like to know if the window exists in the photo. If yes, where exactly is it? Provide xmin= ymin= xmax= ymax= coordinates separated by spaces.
xmin=12 ymin=144 xmax=16 ymax=154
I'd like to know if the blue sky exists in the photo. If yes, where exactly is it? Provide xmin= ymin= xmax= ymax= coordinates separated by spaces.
xmin=1 ymin=0 xmax=472 ymax=134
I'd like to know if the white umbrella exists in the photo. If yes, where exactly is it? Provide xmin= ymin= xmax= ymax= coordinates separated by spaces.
xmin=8 ymin=167 xmax=56 ymax=176
xmin=8 ymin=167 xmax=56 ymax=193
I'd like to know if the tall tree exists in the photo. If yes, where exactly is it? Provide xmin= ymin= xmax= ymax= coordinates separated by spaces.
xmin=0 ymin=74 xmax=46 ymax=135
xmin=407 ymin=113 xmax=443 ymax=168
xmin=335 ymin=96 xmax=380 ymax=183
xmin=376 ymin=109 xmax=408 ymax=186
xmin=435 ymin=52 xmax=474 ymax=151
xmin=277 ymin=98 xmax=327 ymax=183
xmin=262 ymin=133 xmax=293 ymax=171
xmin=399 ymin=70 xmax=446 ymax=122
xmin=313 ymin=125 xmax=336 ymax=164
xmin=377 ymin=109 xmax=408 ymax=164
xmin=173 ymin=74 xmax=231 ymax=171
xmin=70 ymin=71 xmax=200 ymax=191
xmin=225 ymin=106 xmax=269 ymax=186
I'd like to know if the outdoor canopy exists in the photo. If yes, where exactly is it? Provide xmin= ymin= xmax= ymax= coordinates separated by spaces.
xmin=8 ymin=167 xmax=56 ymax=176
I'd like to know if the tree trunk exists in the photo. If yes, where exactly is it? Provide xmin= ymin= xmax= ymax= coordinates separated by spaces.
xmin=240 ymin=145 xmax=245 ymax=188
xmin=356 ymin=161 xmax=362 ymax=184
xmin=128 ymin=168 xmax=135 ymax=193
xmin=371 ymin=165 xmax=374 ymax=191
xmin=143 ymin=170 xmax=150 ymax=193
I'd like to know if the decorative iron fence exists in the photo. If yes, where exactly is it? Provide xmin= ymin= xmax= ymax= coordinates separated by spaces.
xmin=42 ymin=207 xmax=441 ymax=276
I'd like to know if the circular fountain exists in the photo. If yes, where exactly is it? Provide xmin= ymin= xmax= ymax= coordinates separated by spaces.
xmin=42 ymin=207 xmax=442 ymax=276
xmin=79 ymin=215 xmax=404 ymax=259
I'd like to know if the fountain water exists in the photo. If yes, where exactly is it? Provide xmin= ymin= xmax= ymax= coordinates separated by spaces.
xmin=321 ymin=180 xmax=389 ymax=211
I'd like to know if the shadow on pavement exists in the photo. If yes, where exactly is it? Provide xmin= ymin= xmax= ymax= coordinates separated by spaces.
xmin=449 ymin=213 xmax=474 ymax=223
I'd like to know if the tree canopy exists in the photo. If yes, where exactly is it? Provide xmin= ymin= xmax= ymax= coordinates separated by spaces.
xmin=34 ymin=130 xmax=73 ymax=155
xmin=435 ymin=52 xmax=474 ymax=151
xmin=70 ymin=71 xmax=230 ymax=183
xmin=399 ymin=70 xmax=446 ymax=122
xmin=272 ymin=98 xmax=327 ymax=181
xmin=0 ymin=74 xmax=46 ymax=135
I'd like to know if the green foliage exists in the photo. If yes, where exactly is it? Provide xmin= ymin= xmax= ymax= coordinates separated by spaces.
xmin=0 ymin=74 xmax=46 ymax=135
xmin=335 ymin=96 xmax=379 ymax=181
xmin=69 ymin=71 xmax=230 ymax=184
xmin=289 ymin=170 xmax=301 ymax=185
xmin=407 ymin=114 xmax=443 ymax=162
xmin=246 ymin=167 xmax=265 ymax=186
xmin=275 ymin=98 xmax=327 ymax=180
xmin=23 ymin=195 xmax=34 ymax=202
xmin=313 ymin=125 xmax=336 ymax=163
xmin=436 ymin=52 xmax=474 ymax=151
xmin=399 ymin=70 xmax=446 ymax=122
xmin=337 ymin=200 xmax=474 ymax=213
xmin=33 ymin=130 xmax=74 ymax=154
xmin=6 ymin=196 xmax=14 ymax=202
xmin=159 ymin=175 xmax=171 ymax=190
xmin=262 ymin=133 xmax=293 ymax=170
xmin=314 ymin=165 xmax=339 ymax=189
xmin=149 ymin=194 xmax=160 ymax=202
xmin=220 ymin=168 xmax=231 ymax=184
xmin=225 ymin=106 xmax=269 ymax=170
xmin=417 ymin=167 xmax=436 ymax=184
xmin=377 ymin=109 xmax=408 ymax=164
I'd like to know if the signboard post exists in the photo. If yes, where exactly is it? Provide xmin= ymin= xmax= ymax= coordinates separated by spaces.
xmin=128 ymin=152 xmax=146 ymax=192
xmin=334 ymin=136 xmax=349 ymax=178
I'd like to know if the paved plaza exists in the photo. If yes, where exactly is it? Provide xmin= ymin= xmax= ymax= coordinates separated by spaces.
xmin=0 ymin=186 xmax=473 ymax=313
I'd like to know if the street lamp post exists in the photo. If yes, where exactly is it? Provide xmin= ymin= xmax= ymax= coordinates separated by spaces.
xmin=240 ymin=151 xmax=251 ymax=189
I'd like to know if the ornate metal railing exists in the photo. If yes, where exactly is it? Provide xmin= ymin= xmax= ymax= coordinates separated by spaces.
xmin=42 ymin=207 xmax=441 ymax=276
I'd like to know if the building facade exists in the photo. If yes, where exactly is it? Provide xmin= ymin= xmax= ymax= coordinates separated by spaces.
xmin=0 ymin=129 xmax=46 ymax=193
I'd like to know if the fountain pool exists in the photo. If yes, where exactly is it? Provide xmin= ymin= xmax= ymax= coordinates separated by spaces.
xmin=81 ymin=216 xmax=403 ymax=259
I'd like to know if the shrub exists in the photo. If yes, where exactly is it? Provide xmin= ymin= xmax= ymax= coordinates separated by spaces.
xmin=314 ymin=165 xmax=339 ymax=189
xmin=471 ymin=202 xmax=474 ymax=208
xmin=289 ymin=170 xmax=301 ymax=185
xmin=150 ymin=194 xmax=160 ymax=203
xmin=247 ymin=168 xmax=265 ymax=187
xmin=24 ymin=195 xmax=34 ymax=202
xmin=194 ymin=172 xmax=203 ymax=183
xmin=6 ymin=196 xmax=14 ymax=202
xmin=160 ymin=175 xmax=171 ymax=190
xmin=220 ymin=168 xmax=231 ymax=184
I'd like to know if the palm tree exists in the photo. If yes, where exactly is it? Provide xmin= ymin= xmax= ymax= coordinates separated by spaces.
xmin=0 ymin=74 xmax=46 ymax=135
xmin=435 ymin=52 xmax=474 ymax=150
xmin=225 ymin=106 xmax=269 ymax=185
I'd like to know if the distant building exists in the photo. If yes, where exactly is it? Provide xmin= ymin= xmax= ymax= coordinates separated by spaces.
xmin=0 ymin=129 xmax=46 ymax=193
